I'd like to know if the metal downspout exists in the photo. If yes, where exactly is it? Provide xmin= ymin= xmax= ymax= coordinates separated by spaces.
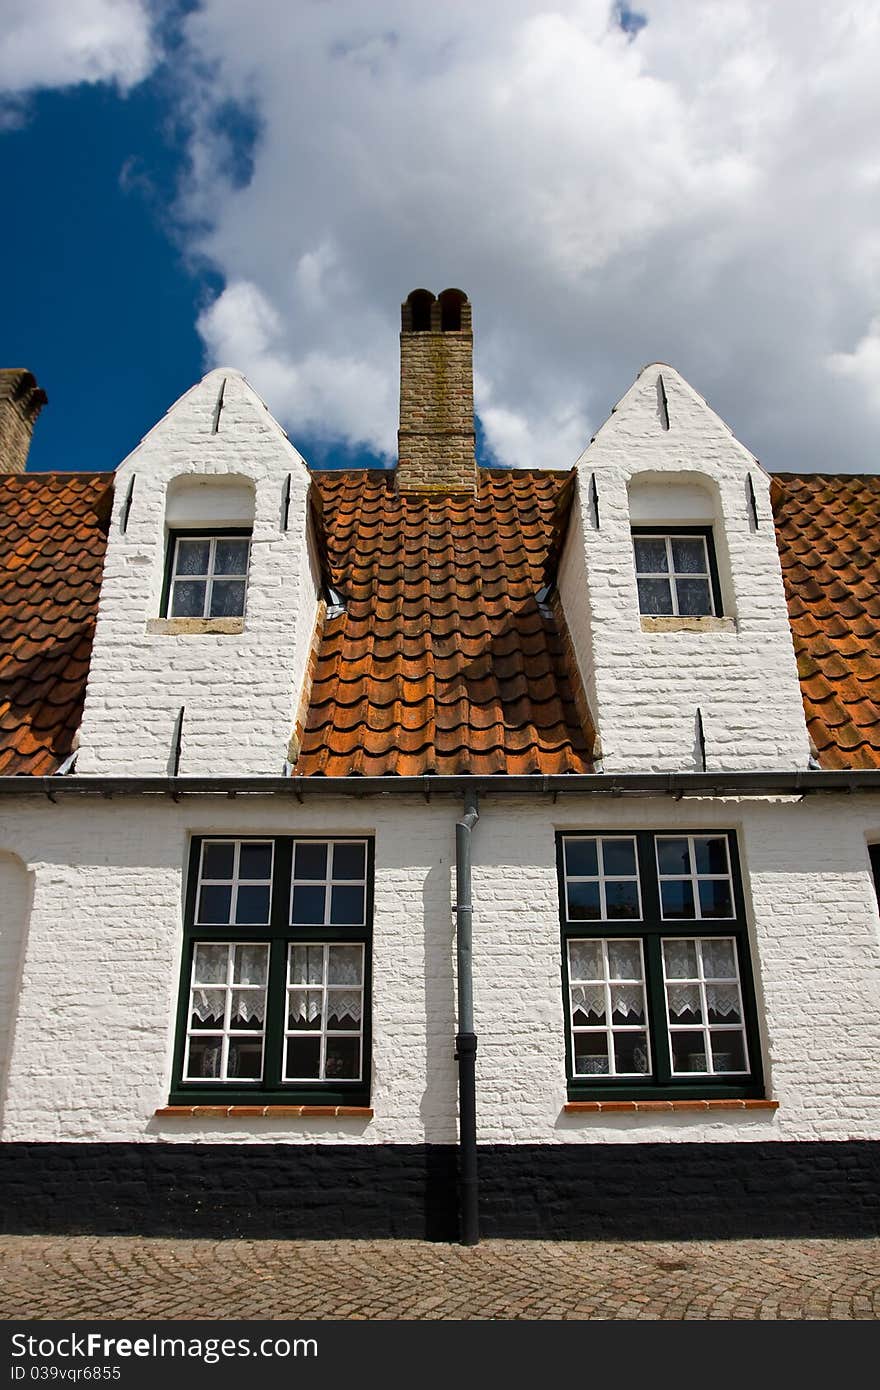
xmin=454 ymin=789 xmax=480 ymax=1246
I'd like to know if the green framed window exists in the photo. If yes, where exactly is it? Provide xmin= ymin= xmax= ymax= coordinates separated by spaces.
xmin=162 ymin=529 xmax=252 ymax=619
xmin=170 ymin=836 xmax=373 ymax=1105
xmin=557 ymin=831 xmax=764 ymax=1100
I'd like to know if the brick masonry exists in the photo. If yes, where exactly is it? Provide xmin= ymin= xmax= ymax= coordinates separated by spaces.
xmin=1 ymin=791 xmax=880 ymax=1149
xmin=397 ymin=291 xmax=477 ymax=493
xmin=1 ymin=1140 xmax=877 ymax=1240
xmin=558 ymin=365 xmax=812 ymax=772
xmin=0 ymin=369 xmax=46 ymax=474
xmin=75 ymin=370 xmax=322 ymax=777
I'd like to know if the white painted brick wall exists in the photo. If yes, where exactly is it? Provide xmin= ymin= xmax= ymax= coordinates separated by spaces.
xmin=558 ymin=365 xmax=811 ymax=771
xmin=77 ymin=370 xmax=321 ymax=776
xmin=0 ymin=851 xmax=30 ymax=1124
xmin=2 ymin=792 xmax=879 ymax=1146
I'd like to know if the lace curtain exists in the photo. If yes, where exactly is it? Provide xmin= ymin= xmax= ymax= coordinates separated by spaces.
xmin=288 ymin=990 xmax=363 ymax=1024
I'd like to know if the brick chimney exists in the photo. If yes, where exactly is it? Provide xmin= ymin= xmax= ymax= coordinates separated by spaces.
xmin=397 ymin=288 xmax=477 ymax=494
xmin=0 ymin=370 xmax=47 ymax=474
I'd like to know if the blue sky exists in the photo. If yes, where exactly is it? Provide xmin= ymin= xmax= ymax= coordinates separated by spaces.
xmin=4 ymin=83 xmax=207 ymax=473
xmin=2 ymin=2 xmax=879 ymax=477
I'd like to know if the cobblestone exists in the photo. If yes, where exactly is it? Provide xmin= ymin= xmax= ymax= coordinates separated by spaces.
xmin=0 ymin=1236 xmax=877 ymax=1320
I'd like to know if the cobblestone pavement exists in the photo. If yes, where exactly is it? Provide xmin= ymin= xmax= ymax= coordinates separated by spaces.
xmin=0 ymin=1236 xmax=878 ymax=1320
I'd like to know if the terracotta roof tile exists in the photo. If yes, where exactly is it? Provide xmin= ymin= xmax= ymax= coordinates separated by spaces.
xmin=0 ymin=473 xmax=110 ymax=774
xmin=772 ymin=472 xmax=880 ymax=768
xmin=298 ymin=470 xmax=595 ymax=776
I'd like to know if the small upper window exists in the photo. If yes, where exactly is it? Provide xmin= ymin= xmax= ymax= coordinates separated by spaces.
xmin=166 ymin=531 xmax=251 ymax=619
xmin=632 ymin=528 xmax=721 ymax=618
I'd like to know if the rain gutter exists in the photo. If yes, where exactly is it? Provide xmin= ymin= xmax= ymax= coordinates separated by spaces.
xmin=4 ymin=770 xmax=880 ymax=799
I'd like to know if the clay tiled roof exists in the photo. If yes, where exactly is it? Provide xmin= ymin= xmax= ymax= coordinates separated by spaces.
xmin=0 ymin=473 xmax=110 ymax=774
xmin=772 ymin=472 xmax=880 ymax=768
xmin=298 ymin=470 xmax=595 ymax=775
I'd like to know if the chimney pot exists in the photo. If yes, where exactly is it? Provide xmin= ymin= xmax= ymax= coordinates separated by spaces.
xmin=397 ymin=288 xmax=477 ymax=495
xmin=0 ymin=369 xmax=47 ymax=473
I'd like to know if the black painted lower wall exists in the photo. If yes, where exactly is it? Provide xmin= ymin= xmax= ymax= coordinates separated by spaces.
xmin=1 ymin=1141 xmax=878 ymax=1241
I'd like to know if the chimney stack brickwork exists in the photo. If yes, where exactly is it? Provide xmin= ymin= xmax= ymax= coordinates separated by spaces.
xmin=397 ymin=289 xmax=478 ymax=494
xmin=0 ymin=370 xmax=47 ymax=474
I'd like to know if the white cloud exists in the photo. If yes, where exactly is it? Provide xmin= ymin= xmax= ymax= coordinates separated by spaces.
xmin=0 ymin=0 xmax=156 ymax=97
xmin=828 ymin=318 xmax=880 ymax=419
xmin=168 ymin=1 xmax=880 ymax=471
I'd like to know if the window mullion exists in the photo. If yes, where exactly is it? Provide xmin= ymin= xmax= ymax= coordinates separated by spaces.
xmin=263 ymin=938 xmax=286 ymax=1088
xmin=204 ymin=537 xmax=216 ymax=620
xmin=667 ymin=536 xmax=680 ymax=615
xmin=644 ymin=934 xmax=670 ymax=1083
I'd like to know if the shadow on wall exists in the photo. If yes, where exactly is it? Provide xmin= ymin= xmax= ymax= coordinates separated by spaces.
xmin=419 ymin=856 xmax=458 ymax=1146
xmin=0 ymin=851 xmax=33 ymax=1131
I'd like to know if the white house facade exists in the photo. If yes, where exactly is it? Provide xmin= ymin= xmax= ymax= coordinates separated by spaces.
xmin=0 ymin=303 xmax=878 ymax=1242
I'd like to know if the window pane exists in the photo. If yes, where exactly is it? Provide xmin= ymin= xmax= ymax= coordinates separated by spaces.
xmin=328 ymin=945 xmax=363 ymax=986
xmin=290 ymin=945 xmax=324 ymax=985
xmin=694 ymin=837 xmax=729 ymax=875
xmin=568 ymin=940 xmax=602 ymax=981
xmin=287 ymin=990 xmax=322 ymax=1030
xmin=292 ymin=885 xmax=326 ymax=924
xmin=332 ymin=842 xmax=366 ymax=880
xmin=234 ymin=884 xmax=271 ymax=925
xmin=637 ymin=577 xmax=673 ymax=615
xmin=566 ymin=880 xmax=601 ymax=920
xmin=230 ymin=990 xmax=264 ymax=1029
xmin=209 ymin=580 xmax=246 ymax=618
xmin=633 ymin=538 xmax=668 ymax=573
xmin=175 ymin=539 xmax=210 ymax=576
xmin=604 ymin=880 xmax=640 ymax=919
xmin=565 ymin=838 xmax=598 ymax=878
xmin=701 ymin=938 xmax=737 ymax=978
xmin=663 ymin=939 xmax=698 ymax=979
xmin=573 ymin=1036 xmax=609 ymax=1075
xmin=214 ymin=538 xmax=250 ymax=575
xmin=286 ymin=1036 xmax=321 ymax=1078
xmin=675 ymin=578 xmax=712 ymax=616
xmin=705 ymin=982 xmax=742 ymax=1024
xmin=607 ymin=939 xmax=642 ymax=980
xmin=171 ymin=580 xmax=206 ymax=618
xmin=330 ymin=884 xmax=365 ymax=925
xmin=227 ymin=1038 xmax=263 ymax=1079
xmin=294 ymin=842 xmax=328 ymax=880
xmin=186 ymin=1038 xmax=223 ymax=1079
xmin=193 ymin=943 xmax=229 ymax=985
xmin=197 ymin=884 xmax=232 ymax=924
xmin=657 ymin=838 xmax=691 ymax=875
xmin=233 ymin=944 xmax=268 ymax=986
xmin=666 ymin=982 xmax=703 ymax=1023
xmin=614 ymin=1033 xmax=649 ymax=1075
xmin=325 ymin=1037 xmax=361 ymax=1079
xmin=698 ymin=879 xmax=733 ymax=918
xmin=239 ymin=842 xmax=272 ymax=880
xmin=190 ymin=988 xmax=225 ymax=1029
xmin=570 ymin=984 xmax=605 ymax=1024
xmin=327 ymin=992 xmax=361 ymax=1029
xmin=670 ymin=1031 xmax=708 ymax=1073
xmin=601 ymin=839 xmax=636 ymax=876
xmin=660 ymin=879 xmax=695 ymax=918
xmin=710 ymin=1032 xmax=747 ymax=1072
xmin=671 ymin=538 xmax=707 ymax=574
xmin=202 ymin=842 xmax=235 ymax=880
xmin=610 ymin=984 xmax=645 ymax=1025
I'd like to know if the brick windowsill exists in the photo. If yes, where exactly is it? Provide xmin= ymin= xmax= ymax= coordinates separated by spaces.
xmin=564 ymin=1099 xmax=778 ymax=1114
xmin=155 ymin=1105 xmax=373 ymax=1119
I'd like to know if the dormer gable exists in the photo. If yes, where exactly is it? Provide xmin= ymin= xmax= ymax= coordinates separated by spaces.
xmin=76 ymin=370 xmax=322 ymax=776
xmin=557 ymin=363 xmax=811 ymax=773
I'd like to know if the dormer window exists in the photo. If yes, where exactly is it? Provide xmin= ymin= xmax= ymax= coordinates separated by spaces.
xmin=166 ymin=531 xmax=252 ymax=619
xmin=632 ymin=528 xmax=722 ymax=618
